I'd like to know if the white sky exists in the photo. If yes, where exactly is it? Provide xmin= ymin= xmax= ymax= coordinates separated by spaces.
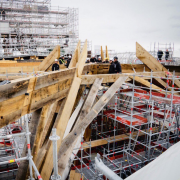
xmin=52 ymin=0 xmax=180 ymax=56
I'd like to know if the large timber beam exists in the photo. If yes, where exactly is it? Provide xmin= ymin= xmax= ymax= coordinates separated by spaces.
xmin=0 ymin=68 xmax=76 ymax=102
xmin=101 ymin=46 xmax=105 ymax=61
xmin=83 ymin=127 xmax=157 ymax=149
xmin=136 ymin=42 xmax=180 ymax=88
xmin=58 ymin=78 xmax=103 ymax=179
xmin=57 ymin=75 xmax=128 ymax=178
xmin=39 ymin=40 xmax=88 ymax=179
xmin=0 ymin=77 xmax=72 ymax=128
xmin=106 ymin=45 xmax=109 ymax=59
xmin=69 ymin=40 xmax=81 ymax=68
xmin=81 ymin=72 xmax=165 ymax=85
xmin=38 ymin=45 xmax=60 ymax=71
xmin=15 ymin=109 xmax=42 ymax=180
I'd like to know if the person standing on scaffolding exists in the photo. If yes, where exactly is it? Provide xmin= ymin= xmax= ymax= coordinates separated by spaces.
xmin=165 ymin=49 xmax=169 ymax=61
xmin=157 ymin=50 xmax=163 ymax=60
xmin=2 ymin=10 xmax=5 ymax=20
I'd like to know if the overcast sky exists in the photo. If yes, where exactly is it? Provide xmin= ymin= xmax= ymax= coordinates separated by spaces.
xmin=52 ymin=0 xmax=180 ymax=56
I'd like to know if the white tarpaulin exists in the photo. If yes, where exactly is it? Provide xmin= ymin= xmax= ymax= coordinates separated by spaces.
xmin=126 ymin=141 xmax=180 ymax=180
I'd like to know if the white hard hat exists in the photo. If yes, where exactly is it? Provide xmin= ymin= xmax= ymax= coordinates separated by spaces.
xmin=55 ymin=59 xmax=58 ymax=62
xmin=68 ymin=55 xmax=71 ymax=58
xmin=98 ymin=56 xmax=101 ymax=59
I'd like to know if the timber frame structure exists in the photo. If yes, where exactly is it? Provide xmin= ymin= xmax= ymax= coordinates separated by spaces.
xmin=0 ymin=41 xmax=180 ymax=180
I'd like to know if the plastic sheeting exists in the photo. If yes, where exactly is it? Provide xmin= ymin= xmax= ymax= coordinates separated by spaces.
xmin=126 ymin=141 xmax=180 ymax=180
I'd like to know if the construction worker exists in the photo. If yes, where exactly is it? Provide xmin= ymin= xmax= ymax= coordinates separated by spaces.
xmin=157 ymin=50 xmax=163 ymax=60
xmin=90 ymin=56 xmax=97 ymax=63
xmin=52 ymin=59 xmax=60 ymax=71
xmin=97 ymin=56 xmax=102 ymax=63
xmin=114 ymin=56 xmax=122 ymax=73
xmin=165 ymin=49 xmax=169 ymax=61
xmin=66 ymin=55 xmax=71 ymax=68
xmin=103 ymin=57 xmax=109 ymax=63
xmin=59 ymin=56 xmax=65 ymax=64
xmin=109 ymin=58 xmax=115 ymax=74
xmin=2 ymin=10 xmax=5 ymax=20
xmin=86 ymin=58 xmax=90 ymax=63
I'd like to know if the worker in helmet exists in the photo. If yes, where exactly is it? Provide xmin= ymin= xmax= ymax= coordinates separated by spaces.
xmin=157 ymin=50 xmax=163 ymax=60
xmin=109 ymin=58 xmax=115 ymax=74
xmin=52 ymin=59 xmax=60 ymax=71
xmin=113 ymin=56 xmax=122 ymax=73
xmin=90 ymin=56 xmax=97 ymax=63
xmin=103 ymin=57 xmax=109 ymax=63
xmin=59 ymin=56 xmax=65 ymax=64
xmin=66 ymin=55 xmax=71 ymax=68
xmin=97 ymin=56 xmax=102 ymax=63
xmin=86 ymin=58 xmax=90 ymax=63
xmin=165 ymin=49 xmax=169 ymax=61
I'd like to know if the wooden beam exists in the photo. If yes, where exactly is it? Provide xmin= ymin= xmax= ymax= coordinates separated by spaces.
xmin=58 ymin=78 xmax=103 ymax=178
xmin=21 ymin=77 xmax=37 ymax=116
xmin=101 ymin=46 xmax=105 ymax=61
xmin=129 ymin=75 xmax=165 ymax=93
xmin=136 ymin=42 xmax=180 ymax=88
xmin=83 ymin=127 xmax=157 ymax=149
xmin=39 ymin=101 xmax=59 ymax=148
xmin=57 ymin=75 xmax=127 ymax=174
xmin=0 ymin=68 xmax=76 ymax=102
xmin=32 ymin=104 xmax=50 ymax=162
xmin=69 ymin=40 xmax=81 ymax=69
xmin=15 ymin=109 xmax=42 ymax=180
xmin=38 ymin=45 xmax=60 ymax=71
xmin=34 ymin=98 xmax=66 ymax=172
xmin=40 ymin=40 xmax=88 ymax=179
xmin=106 ymin=45 xmax=109 ymax=60
xmin=0 ymin=78 xmax=71 ymax=128
xmin=81 ymin=72 xmax=165 ymax=85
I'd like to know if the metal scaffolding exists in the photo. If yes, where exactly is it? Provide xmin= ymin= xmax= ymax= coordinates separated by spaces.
xmin=70 ymin=71 xmax=180 ymax=179
xmin=0 ymin=0 xmax=79 ymax=58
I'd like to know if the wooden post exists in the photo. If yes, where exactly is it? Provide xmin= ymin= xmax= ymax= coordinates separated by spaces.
xmin=101 ymin=46 xmax=105 ymax=61
xmin=15 ymin=109 xmax=42 ymax=180
xmin=40 ymin=40 xmax=88 ymax=179
xmin=58 ymin=78 xmax=103 ymax=178
xmin=38 ymin=45 xmax=60 ymax=71
xmin=106 ymin=45 xmax=109 ymax=60
xmin=136 ymin=42 xmax=180 ymax=88
xmin=57 ymin=76 xmax=127 ymax=176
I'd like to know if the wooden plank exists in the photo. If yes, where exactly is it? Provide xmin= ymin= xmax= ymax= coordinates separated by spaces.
xmin=129 ymin=76 xmax=165 ymax=93
xmin=58 ymin=78 xmax=103 ymax=178
xmin=106 ymin=45 xmax=109 ymax=59
xmin=0 ymin=62 xmax=41 ymax=67
xmin=81 ymin=72 xmax=165 ymax=85
xmin=77 ymin=40 xmax=87 ymax=78
xmin=39 ymin=100 xmax=63 ymax=147
xmin=69 ymin=40 xmax=81 ymax=68
xmin=0 ymin=81 xmax=70 ymax=128
xmin=57 ymin=76 xmax=127 ymax=174
xmin=83 ymin=127 xmax=157 ymax=149
xmin=21 ymin=77 xmax=37 ymax=115
xmin=0 ymin=68 xmax=76 ymax=102
xmin=15 ymin=109 xmax=42 ymax=180
xmin=32 ymin=104 xmax=50 ymax=162
xmin=136 ymin=42 xmax=180 ymax=88
xmin=40 ymin=40 xmax=88 ymax=179
xmin=38 ymin=45 xmax=60 ymax=71
xmin=34 ymin=99 xmax=66 ymax=172
xmin=101 ymin=46 xmax=105 ymax=61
